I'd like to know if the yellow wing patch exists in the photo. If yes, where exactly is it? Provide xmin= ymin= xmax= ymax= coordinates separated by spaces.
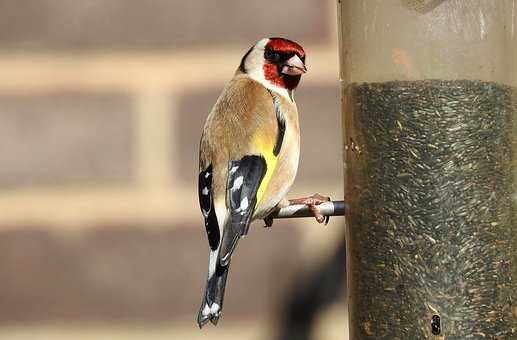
xmin=253 ymin=135 xmax=278 ymax=204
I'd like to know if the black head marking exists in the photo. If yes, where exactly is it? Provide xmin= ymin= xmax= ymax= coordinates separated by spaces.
xmin=239 ymin=46 xmax=254 ymax=73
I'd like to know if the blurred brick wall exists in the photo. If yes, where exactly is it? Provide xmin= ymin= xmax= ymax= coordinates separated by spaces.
xmin=0 ymin=0 xmax=343 ymax=326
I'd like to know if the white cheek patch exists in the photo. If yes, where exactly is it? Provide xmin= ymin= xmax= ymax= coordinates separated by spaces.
xmin=244 ymin=38 xmax=293 ymax=103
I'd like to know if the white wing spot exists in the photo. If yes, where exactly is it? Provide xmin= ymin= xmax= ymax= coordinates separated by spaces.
xmin=229 ymin=166 xmax=238 ymax=175
xmin=231 ymin=176 xmax=244 ymax=191
xmin=210 ymin=303 xmax=220 ymax=314
xmin=240 ymin=197 xmax=249 ymax=210
xmin=202 ymin=187 xmax=209 ymax=195
xmin=205 ymin=172 xmax=210 ymax=178
xmin=202 ymin=208 xmax=209 ymax=218
xmin=221 ymin=252 xmax=231 ymax=263
xmin=208 ymin=250 xmax=217 ymax=278
xmin=202 ymin=304 xmax=211 ymax=316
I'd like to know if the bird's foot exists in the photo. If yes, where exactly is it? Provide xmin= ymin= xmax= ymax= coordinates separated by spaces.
xmin=263 ymin=215 xmax=274 ymax=228
xmin=289 ymin=193 xmax=331 ymax=224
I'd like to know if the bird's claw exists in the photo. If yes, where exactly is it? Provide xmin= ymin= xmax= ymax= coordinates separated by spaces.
xmin=263 ymin=215 xmax=274 ymax=228
xmin=289 ymin=193 xmax=331 ymax=225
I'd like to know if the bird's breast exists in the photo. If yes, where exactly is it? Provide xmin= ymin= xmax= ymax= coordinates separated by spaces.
xmin=253 ymin=111 xmax=300 ymax=219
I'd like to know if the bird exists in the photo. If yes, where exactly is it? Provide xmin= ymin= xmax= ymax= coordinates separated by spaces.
xmin=197 ymin=37 xmax=328 ymax=328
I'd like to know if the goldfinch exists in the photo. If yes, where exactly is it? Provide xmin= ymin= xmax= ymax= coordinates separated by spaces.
xmin=197 ymin=37 xmax=327 ymax=328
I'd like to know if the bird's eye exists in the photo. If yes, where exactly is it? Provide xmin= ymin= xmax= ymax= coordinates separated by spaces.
xmin=265 ymin=49 xmax=281 ymax=62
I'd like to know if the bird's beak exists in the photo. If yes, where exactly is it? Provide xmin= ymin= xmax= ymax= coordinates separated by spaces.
xmin=281 ymin=55 xmax=307 ymax=76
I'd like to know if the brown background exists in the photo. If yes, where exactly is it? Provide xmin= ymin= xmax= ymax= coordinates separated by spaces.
xmin=0 ymin=1 xmax=345 ymax=339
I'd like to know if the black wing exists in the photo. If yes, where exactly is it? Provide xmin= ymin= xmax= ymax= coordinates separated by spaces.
xmin=218 ymin=155 xmax=267 ymax=266
xmin=199 ymin=164 xmax=220 ymax=251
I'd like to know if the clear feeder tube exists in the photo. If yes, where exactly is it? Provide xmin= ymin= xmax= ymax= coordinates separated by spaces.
xmin=337 ymin=1 xmax=516 ymax=338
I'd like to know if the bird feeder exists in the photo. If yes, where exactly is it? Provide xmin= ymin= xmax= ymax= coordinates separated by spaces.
xmin=338 ymin=0 xmax=516 ymax=338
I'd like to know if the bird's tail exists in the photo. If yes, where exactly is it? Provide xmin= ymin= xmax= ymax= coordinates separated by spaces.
xmin=197 ymin=263 xmax=230 ymax=328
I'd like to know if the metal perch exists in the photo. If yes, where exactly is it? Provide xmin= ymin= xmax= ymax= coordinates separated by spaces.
xmin=272 ymin=200 xmax=346 ymax=219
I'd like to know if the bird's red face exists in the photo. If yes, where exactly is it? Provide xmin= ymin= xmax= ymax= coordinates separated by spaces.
xmin=262 ymin=38 xmax=306 ymax=91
